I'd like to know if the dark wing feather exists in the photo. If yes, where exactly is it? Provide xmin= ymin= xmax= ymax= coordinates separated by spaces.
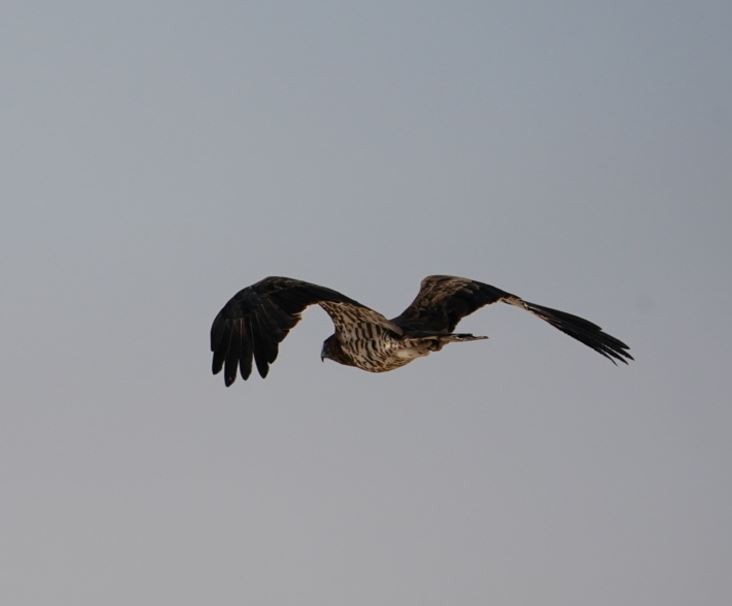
xmin=393 ymin=275 xmax=633 ymax=364
xmin=239 ymin=319 xmax=253 ymax=380
xmin=392 ymin=275 xmax=510 ymax=333
xmin=211 ymin=276 xmax=373 ymax=385
xmin=506 ymin=299 xmax=633 ymax=364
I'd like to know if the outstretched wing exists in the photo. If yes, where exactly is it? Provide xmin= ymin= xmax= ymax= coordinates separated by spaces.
xmin=392 ymin=275 xmax=633 ymax=364
xmin=392 ymin=275 xmax=509 ymax=334
xmin=211 ymin=276 xmax=398 ymax=385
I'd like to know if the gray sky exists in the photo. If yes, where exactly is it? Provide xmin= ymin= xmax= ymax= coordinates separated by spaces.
xmin=2 ymin=1 xmax=731 ymax=604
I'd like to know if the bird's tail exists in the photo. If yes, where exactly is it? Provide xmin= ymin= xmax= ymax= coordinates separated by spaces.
xmin=443 ymin=333 xmax=489 ymax=343
xmin=406 ymin=332 xmax=488 ymax=354
xmin=432 ymin=333 xmax=488 ymax=351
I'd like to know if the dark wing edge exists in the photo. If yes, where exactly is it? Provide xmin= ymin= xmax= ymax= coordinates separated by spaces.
xmin=392 ymin=275 xmax=632 ymax=364
xmin=503 ymin=296 xmax=633 ymax=365
xmin=210 ymin=276 xmax=363 ymax=386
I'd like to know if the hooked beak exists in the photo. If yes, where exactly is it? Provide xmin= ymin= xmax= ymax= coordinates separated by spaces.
xmin=320 ymin=349 xmax=326 ymax=363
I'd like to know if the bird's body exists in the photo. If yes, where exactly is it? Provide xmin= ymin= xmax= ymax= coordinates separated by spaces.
xmin=317 ymin=299 xmax=487 ymax=373
xmin=321 ymin=325 xmax=487 ymax=373
xmin=210 ymin=275 xmax=633 ymax=386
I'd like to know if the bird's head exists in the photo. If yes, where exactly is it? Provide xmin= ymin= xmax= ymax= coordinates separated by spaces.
xmin=321 ymin=334 xmax=336 ymax=362
xmin=321 ymin=334 xmax=351 ymax=366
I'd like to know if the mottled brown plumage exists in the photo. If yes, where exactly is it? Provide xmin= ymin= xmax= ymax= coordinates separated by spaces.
xmin=211 ymin=275 xmax=633 ymax=386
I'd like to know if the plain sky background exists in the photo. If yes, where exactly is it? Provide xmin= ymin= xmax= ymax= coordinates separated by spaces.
xmin=2 ymin=1 xmax=731 ymax=604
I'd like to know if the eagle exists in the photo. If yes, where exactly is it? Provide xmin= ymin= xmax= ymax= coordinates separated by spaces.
xmin=210 ymin=275 xmax=632 ymax=386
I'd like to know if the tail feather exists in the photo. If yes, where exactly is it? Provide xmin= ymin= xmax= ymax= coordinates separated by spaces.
xmin=416 ymin=332 xmax=488 ymax=353
xmin=447 ymin=333 xmax=489 ymax=342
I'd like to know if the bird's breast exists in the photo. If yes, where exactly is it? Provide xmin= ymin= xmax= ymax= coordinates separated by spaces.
xmin=339 ymin=333 xmax=428 ymax=373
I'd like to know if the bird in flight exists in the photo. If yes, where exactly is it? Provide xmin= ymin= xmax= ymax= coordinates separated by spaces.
xmin=210 ymin=275 xmax=632 ymax=386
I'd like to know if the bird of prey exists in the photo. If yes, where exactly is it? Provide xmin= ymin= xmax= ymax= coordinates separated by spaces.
xmin=210 ymin=275 xmax=632 ymax=386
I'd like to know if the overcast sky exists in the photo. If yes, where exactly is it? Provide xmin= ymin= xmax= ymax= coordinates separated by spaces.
xmin=2 ymin=1 xmax=731 ymax=605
